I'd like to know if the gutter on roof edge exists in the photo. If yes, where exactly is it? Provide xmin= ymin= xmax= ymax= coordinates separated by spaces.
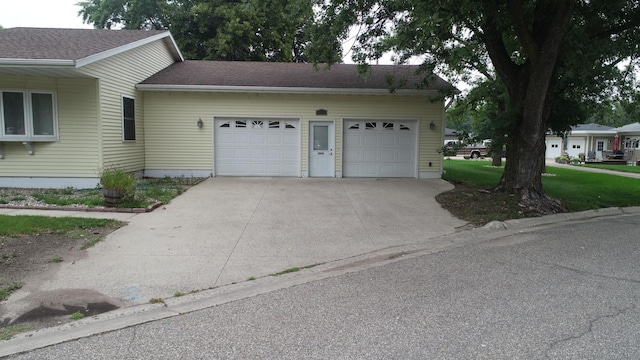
xmin=135 ymin=84 xmax=445 ymax=96
xmin=0 ymin=59 xmax=76 ymax=67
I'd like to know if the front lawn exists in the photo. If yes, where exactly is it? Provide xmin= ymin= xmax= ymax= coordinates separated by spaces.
xmin=438 ymin=159 xmax=640 ymax=225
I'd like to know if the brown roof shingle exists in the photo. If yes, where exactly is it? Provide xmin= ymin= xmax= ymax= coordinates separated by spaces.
xmin=139 ymin=61 xmax=456 ymax=92
xmin=0 ymin=27 xmax=170 ymax=61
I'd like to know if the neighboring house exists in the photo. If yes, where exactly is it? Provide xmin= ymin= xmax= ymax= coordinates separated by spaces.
xmin=614 ymin=122 xmax=640 ymax=163
xmin=0 ymin=28 xmax=456 ymax=188
xmin=545 ymin=123 xmax=616 ymax=160
xmin=444 ymin=127 xmax=459 ymax=144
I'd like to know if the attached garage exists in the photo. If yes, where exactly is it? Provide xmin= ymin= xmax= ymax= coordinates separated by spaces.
xmin=343 ymin=120 xmax=417 ymax=177
xmin=214 ymin=117 xmax=300 ymax=176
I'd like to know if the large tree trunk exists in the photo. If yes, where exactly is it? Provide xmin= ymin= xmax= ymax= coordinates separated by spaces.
xmin=483 ymin=0 xmax=574 ymax=213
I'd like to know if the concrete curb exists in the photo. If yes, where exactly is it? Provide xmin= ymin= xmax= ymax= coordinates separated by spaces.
xmin=1 ymin=207 xmax=639 ymax=357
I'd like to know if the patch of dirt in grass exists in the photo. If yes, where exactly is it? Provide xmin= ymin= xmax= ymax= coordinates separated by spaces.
xmin=436 ymin=184 xmax=544 ymax=226
xmin=0 ymin=225 xmax=121 ymax=334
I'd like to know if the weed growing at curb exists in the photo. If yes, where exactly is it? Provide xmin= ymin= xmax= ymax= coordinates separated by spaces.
xmin=149 ymin=298 xmax=166 ymax=306
xmin=69 ymin=311 xmax=85 ymax=320
xmin=0 ymin=281 xmax=23 ymax=301
xmin=0 ymin=324 xmax=32 ymax=341
xmin=174 ymin=291 xmax=185 ymax=297
xmin=49 ymin=256 xmax=63 ymax=263
xmin=271 ymin=264 xmax=320 ymax=277
xmin=272 ymin=267 xmax=301 ymax=276
xmin=248 ymin=276 xmax=256 ymax=281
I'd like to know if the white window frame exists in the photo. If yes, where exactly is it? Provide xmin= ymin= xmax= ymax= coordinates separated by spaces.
xmin=122 ymin=95 xmax=136 ymax=142
xmin=0 ymin=90 xmax=58 ymax=142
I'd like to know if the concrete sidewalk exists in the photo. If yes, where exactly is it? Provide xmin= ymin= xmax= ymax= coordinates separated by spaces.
xmin=1 ymin=177 xmax=467 ymax=324
xmin=545 ymin=159 xmax=640 ymax=179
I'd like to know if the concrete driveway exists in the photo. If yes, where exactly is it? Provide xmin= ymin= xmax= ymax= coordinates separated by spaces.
xmin=8 ymin=178 xmax=466 ymax=315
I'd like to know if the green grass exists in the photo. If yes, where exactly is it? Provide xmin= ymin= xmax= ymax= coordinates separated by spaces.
xmin=0 ymin=282 xmax=23 ymax=301
xmin=1 ymin=177 xmax=204 ymax=210
xmin=0 ymin=215 xmax=120 ymax=237
xmin=442 ymin=159 xmax=640 ymax=212
xmin=69 ymin=311 xmax=85 ymax=320
xmin=575 ymin=163 xmax=640 ymax=174
xmin=49 ymin=256 xmax=63 ymax=263
xmin=0 ymin=324 xmax=32 ymax=340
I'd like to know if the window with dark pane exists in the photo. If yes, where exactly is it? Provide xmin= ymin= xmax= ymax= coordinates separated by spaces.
xmin=123 ymin=97 xmax=136 ymax=141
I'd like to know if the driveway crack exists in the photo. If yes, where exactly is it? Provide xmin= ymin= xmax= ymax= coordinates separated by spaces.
xmin=545 ymin=304 xmax=636 ymax=358
xmin=213 ymin=177 xmax=274 ymax=287
xmin=338 ymin=179 xmax=376 ymax=247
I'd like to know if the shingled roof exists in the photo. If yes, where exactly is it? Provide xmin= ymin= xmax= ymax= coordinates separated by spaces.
xmin=0 ymin=27 xmax=181 ymax=64
xmin=138 ymin=60 xmax=457 ymax=94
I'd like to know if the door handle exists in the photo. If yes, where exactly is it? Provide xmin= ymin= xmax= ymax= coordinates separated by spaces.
xmin=318 ymin=152 xmax=324 ymax=155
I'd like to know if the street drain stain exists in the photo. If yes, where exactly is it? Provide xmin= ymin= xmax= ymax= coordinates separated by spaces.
xmin=10 ymin=302 xmax=119 ymax=325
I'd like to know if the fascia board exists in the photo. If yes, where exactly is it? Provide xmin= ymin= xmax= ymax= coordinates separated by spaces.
xmin=75 ymin=32 xmax=182 ymax=68
xmin=0 ymin=59 xmax=75 ymax=67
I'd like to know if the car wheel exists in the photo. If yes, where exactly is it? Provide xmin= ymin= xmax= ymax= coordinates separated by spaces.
xmin=470 ymin=152 xmax=480 ymax=159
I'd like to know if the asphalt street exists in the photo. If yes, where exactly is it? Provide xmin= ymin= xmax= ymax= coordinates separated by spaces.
xmin=9 ymin=214 xmax=640 ymax=359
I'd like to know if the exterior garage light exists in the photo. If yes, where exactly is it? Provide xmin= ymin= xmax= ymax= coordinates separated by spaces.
xmin=430 ymin=121 xmax=436 ymax=130
xmin=197 ymin=118 xmax=204 ymax=128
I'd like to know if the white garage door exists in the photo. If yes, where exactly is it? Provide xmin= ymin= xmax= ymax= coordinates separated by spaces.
xmin=566 ymin=138 xmax=585 ymax=158
xmin=343 ymin=120 xmax=416 ymax=177
xmin=215 ymin=118 xmax=299 ymax=176
xmin=545 ymin=138 xmax=562 ymax=158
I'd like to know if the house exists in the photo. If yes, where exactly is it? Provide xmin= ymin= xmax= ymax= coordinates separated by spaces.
xmin=444 ymin=127 xmax=460 ymax=145
xmin=0 ymin=28 xmax=456 ymax=188
xmin=614 ymin=122 xmax=640 ymax=163
xmin=545 ymin=123 xmax=616 ymax=160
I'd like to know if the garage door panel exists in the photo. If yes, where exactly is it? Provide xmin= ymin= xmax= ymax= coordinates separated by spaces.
xmin=344 ymin=120 xmax=416 ymax=178
xmin=380 ymin=135 xmax=396 ymax=146
xmin=380 ymin=150 xmax=396 ymax=161
xmin=283 ymin=149 xmax=298 ymax=160
xmin=363 ymin=135 xmax=378 ymax=146
xmin=216 ymin=118 xmax=299 ymax=176
xmin=282 ymin=133 xmax=298 ymax=145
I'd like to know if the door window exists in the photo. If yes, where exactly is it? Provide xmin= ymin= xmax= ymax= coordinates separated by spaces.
xmin=313 ymin=125 xmax=329 ymax=150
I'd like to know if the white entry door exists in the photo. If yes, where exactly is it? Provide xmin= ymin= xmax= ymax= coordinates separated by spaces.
xmin=309 ymin=121 xmax=334 ymax=177
xmin=596 ymin=139 xmax=607 ymax=159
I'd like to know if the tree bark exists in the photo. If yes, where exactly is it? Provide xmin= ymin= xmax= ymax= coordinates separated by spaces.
xmin=484 ymin=0 xmax=574 ymax=213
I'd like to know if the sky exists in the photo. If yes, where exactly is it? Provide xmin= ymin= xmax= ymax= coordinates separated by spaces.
xmin=0 ymin=0 xmax=92 ymax=29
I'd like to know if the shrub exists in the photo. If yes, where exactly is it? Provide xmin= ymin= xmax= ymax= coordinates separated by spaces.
xmin=100 ymin=167 xmax=136 ymax=192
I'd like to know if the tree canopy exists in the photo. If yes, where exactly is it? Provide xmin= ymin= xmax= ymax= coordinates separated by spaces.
xmin=77 ymin=0 xmax=330 ymax=62
xmin=309 ymin=0 xmax=640 ymax=212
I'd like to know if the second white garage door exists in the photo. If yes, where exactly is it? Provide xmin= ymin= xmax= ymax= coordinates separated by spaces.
xmin=343 ymin=120 xmax=417 ymax=177
xmin=215 ymin=118 xmax=299 ymax=176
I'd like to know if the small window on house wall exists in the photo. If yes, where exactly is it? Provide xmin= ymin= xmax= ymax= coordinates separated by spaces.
xmin=122 ymin=96 xmax=136 ymax=141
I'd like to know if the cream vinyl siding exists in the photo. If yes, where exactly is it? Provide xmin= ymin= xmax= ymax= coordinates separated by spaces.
xmin=143 ymin=92 xmax=444 ymax=176
xmin=0 ymin=75 xmax=100 ymax=177
xmin=77 ymin=40 xmax=176 ymax=171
